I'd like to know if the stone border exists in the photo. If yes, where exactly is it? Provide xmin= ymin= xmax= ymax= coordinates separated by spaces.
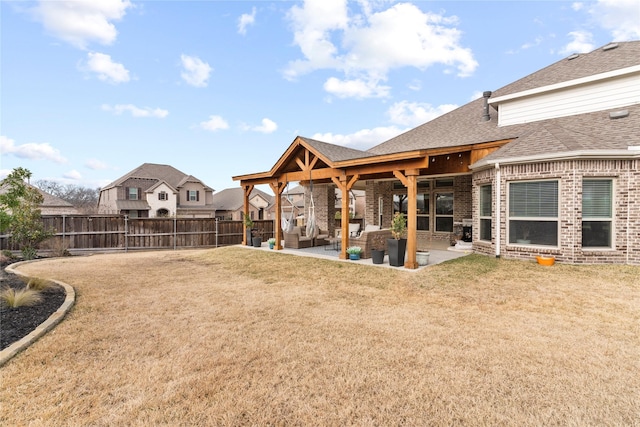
xmin=0 ymin=260 xmax=76 ymax=367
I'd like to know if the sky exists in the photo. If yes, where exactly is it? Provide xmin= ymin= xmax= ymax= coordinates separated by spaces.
xmin=1 ymin=0 xmax=639 ymax=195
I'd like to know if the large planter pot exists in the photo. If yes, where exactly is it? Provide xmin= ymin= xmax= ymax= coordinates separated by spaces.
xmin=387 ymin=238 xmax=407 ymax=267
xmin=371 ymin=249 xmax=385 ymax=265
xmin=245 ymin=229 xmax=253 ymax=246
xmin=349 ymin=253 xmax=361 ymax=260
xmin=252 ymin=236 xmax=262 ymax=247
xmin=416 ymin=251 xmax=430 ymax=266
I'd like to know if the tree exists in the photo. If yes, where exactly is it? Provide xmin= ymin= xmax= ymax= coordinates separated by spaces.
xmin=0 ymin=168 xmax=54 ymax=259
xmin=34 ymin=180 xmax=100 ymax=213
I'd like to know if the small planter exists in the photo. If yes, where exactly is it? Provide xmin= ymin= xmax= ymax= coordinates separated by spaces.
xmin=267 ymin=238 xmax=276 ymax=249
xmin=269 ymin=243 xmax=275 ymax=249
xmin=349 ymin=253 xmax=361 ymax=260
xmin=252 ymin=236 xmax=262 ymax=247
xmin=416 ymin=251 xmax=430 ymax=266
xmin=536 ymin=255 xmax=555 ymax=266
xmin=371 ymin=249 xmax=385 ymax=265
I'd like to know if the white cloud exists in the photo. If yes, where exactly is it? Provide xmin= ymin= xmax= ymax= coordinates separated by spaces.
xmin=252 ymin=118 xmax=278 ymax=134
xmin=572 ymin=2 xmax=585 ymax=11
xmin=238 ymin=7 xmax=256 ymax=35
xmin=387 ymin=101 xmax=458 ymax=127
xmin=180 ymin=54 xmax=212 ymax=87
xmin=200 ymin=115 xmax=229 ymax=132
xmin=63 ymin=169 xmax=82 ymax=180
xmin=312 ymin=126 xmax=407 ymax=150
xmin=559 ymin=30 xmax=595 ymax=55
xmin=324 ymin=77 xmax=390 ymax=99
xmin=85 ymin=159 xmax=110 ymax=170
xmin=31 ymin=0 xmax=133 ymax=49
xmin=84 ymin=52 xmax=130 ymax=84
xmin=0 ymin=135 xmax=67 ymax=164
xmin=588 ymin=0 xmax=640 ymax=41
xmin=284 ymin=1 xmax=478 ymax=98
xmin=101 ymin=104 xmax=168 ymax=118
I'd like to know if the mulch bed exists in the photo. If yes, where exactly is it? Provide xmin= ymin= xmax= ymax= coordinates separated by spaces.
xmin=0 ymin=261 xmax=66 ymax=350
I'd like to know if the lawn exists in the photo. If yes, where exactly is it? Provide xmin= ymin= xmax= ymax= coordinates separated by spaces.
xmin=1 ymin=247 xmax=639 ymax=426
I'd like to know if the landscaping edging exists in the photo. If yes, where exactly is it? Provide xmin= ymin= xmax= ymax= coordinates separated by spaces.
xmin=0 ymin=260 xmax=76 ymax=367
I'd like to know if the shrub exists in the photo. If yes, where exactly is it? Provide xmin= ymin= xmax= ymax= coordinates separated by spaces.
xmin=1 ymin=287 xmax=42 ymax=308
xmin=26 ymin=277 xmax=56 ymax=291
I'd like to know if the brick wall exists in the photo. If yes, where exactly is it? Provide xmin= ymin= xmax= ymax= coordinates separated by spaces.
xmin=472 ymin=159 xmax=640 ymax=265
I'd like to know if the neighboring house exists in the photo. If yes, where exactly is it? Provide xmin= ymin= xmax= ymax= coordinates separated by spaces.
xmin=211 ymin=187 xmax=275 ymax=221
xmin=98 ymin=163 xmax=216 ymax=218
xmin=235 ymin=41 xmax=640 ymax=266
xmin=0 ymin=184 xmax=81 ymax=216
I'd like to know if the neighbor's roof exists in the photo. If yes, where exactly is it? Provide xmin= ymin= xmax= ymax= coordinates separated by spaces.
xmin=102 ymin=163 xmax=213 ymax=192
xmin=211 ymin=187 xmax=274 ymax=211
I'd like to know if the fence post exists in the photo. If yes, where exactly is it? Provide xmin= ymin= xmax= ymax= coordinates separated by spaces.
xmin=173 ymin=217 xmax=177 ymax=250
xmin=215 ymin=218 xmax=219 ymax=248
xmin=124 ymin=215 xmax=128 ymax=253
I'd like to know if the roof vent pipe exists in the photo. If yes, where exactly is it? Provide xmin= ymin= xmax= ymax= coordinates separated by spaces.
xmin=482 ymin=91 xmax=492 ymax=121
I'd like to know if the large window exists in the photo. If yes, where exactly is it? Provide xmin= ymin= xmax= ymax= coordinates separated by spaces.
xmin=393 ymin=194 xmax=430 ymax=230
xmin=582 ymin=179 xmax=612 ymax=248
xmin=479 ymin=185 xmax=492 ymax=241
xmin=508 ymin=180 xmax=558 ymax=246
xmin=435 ymin=192 xmax=453 ymax=232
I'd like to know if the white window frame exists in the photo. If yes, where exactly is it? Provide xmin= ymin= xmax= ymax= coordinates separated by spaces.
xmin=582 ymin=178 xmax=614 ymax=249
xmin=507 ymin=179 xmax=560 ymax=248
xmin=479 ymin=184 xmax=492 ymax=242
xmin=188 ymin=190 xmax=198 ymax=202
xmin=129 ymin=187 xmax=138 ymax=201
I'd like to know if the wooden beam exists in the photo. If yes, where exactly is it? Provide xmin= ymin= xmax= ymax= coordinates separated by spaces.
xmin=331 ymin=174 xmax=359 ymax=260
xmin=242 ymin=184 xmax=254 ymax=245
xmin=404 ymin=171 xmax=419 ymax=269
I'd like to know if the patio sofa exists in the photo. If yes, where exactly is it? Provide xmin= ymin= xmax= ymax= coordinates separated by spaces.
xmin=346 ymin=226 xmax=392 ymax=259
xmin=284 ymin=226 xmax=313 ymax=248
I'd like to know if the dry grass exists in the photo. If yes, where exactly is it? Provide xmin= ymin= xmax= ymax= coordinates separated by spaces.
xmin=1 ymin=287 xmax=42 ymax=308
xmin=1 ymin=247 xmax=639 ymax=426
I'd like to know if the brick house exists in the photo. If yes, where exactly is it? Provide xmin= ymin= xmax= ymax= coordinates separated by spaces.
xmin=234 ymin=41 xmax=639 ymax=266
xmin=98 ymin=163 xmax=216 ymax=218
xmin=211 ymin=187 xmax=275 ymax=221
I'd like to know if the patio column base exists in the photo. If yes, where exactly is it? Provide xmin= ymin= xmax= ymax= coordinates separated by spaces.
xmin=404 ymin=261 xmax=419 ymax=269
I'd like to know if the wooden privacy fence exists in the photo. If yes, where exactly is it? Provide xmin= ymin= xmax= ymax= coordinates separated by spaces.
xmin=0 ymin=215 xmax=275 ymax=253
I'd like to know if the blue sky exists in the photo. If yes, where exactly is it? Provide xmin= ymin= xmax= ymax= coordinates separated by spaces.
xmin=2 ymin=0 xmax=639 ymax=194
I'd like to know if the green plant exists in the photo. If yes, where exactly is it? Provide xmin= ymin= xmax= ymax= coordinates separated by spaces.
xmin=0 ymin=167 xmax=54 ymax=258
xmin=26 ymin=277 xmax=55 ymax=291
xmin=346 ymin=246 xmax=362 ymax=255
xmin=267 ymin=238 xmax=276 ymax=245
xmin=391 ymin=212 xmax=407 ymax=239
xmin=1 ymin=287 xmax=42 ymax=308
xmin=242 ymin=213 xmax=254 ymax=228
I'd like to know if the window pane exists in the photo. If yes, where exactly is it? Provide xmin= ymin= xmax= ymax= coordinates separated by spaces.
xmin=436 ymin=193 xmax=453 ymax=215
xmin=508 ymin=220 xmax=557 ymax=246
xmin=582 ymin=221 xmax=611 ymax=247
xmin=480 ymin=185 xmax=492 ymax=216
xmin=509 ymin=181 xmax=558 ymax=217
xmin=480 ymin=219 xmax=491 ymax=241
xmin=417 ymin=216 xmax=429 ymax=231
xmin=436 ymin=217 xmax=453 ymax=232
xmin=393 ymin=194 xmax=408 ymax=214
xmin=583 ymin=180 xmax=612 ymax=218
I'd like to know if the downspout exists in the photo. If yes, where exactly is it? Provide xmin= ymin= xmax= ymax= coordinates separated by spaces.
xmin=495 ymin=162 xmax=501 ymax=258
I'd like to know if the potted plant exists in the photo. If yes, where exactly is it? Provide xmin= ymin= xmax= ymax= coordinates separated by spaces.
xmin=387 ymin=212 xmax=407 ymax=267
xmin=267 ymin=237 xmax=276 ymax=249
xmin=242 ymin=213 xmax=254 ymax=246
xmin=251 ymin=229 xmax=263 ymax=247
xmin=346 ymin=246 xmax=362 ymax=260
xmin=371 ymin=234 xmax=386 ymax=264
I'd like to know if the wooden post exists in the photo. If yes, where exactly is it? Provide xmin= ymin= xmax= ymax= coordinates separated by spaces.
xmin=269 ymin=180 xmax=285 ymax=250
xmin=332 ymin=174 xmax=359 ymax=260
xmin=242 ymin=184 xmax=254 ymax=245
xmin=393 ymin=170 xmax=419 ymax=269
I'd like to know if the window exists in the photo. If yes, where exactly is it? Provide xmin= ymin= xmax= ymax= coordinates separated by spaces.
xmin=158 ymin=191 xmax=168 ymax=201
xmin=508 ymin=180 xmax=558 ymax=246
xmin=393 ymin=193 xmax=429 ymax=230
xmin=128 ymin=187 xmax=138 ymax=200
xmin=435 ymin=192 xmax=453 ymax=232
xmin=582 ymin=179 xmax=612 ymax=248
xmin=479 ymin=185 xmax=492 ymax=241
xmin=156 ymin=208 xmax=169 ymax=217
xmin=188 ymin=190 xmax=199 ymax=202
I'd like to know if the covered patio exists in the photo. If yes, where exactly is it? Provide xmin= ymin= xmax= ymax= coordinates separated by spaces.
xmin=233 ymin=136 xmax=505 ymax=269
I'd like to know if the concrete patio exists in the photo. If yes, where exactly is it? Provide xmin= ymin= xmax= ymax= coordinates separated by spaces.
xmin=241 ymin=239 xmax=472 ymax=271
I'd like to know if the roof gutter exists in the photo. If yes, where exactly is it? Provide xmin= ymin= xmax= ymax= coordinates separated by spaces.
xmin=470 ymin=148 xmax=640 ymax=171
